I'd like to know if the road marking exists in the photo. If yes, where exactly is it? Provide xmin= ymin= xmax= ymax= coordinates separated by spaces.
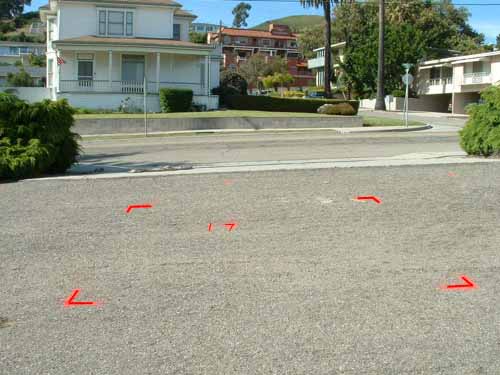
xmin=64 ymin=289 xmax=99 ymax=307
xmin=125 ymin=204 xmax=153 ymax=214
xmin=355 ymin=196 xmax=382 ymax=204
xmin=445 ymin=275 xmax=476 ymax=290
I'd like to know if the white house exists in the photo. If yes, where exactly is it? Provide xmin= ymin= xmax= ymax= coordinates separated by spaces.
xmin=307 ymin=42 xmax=345 ymax=88
xmin=40 ymin=0 xmax=221 ymax=111
xmin=417 ymin=50 xmax=500 ymax=114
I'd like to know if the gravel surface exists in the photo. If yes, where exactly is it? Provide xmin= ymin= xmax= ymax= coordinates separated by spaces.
xmin=1 ymin=163 xmax=500 ymax=374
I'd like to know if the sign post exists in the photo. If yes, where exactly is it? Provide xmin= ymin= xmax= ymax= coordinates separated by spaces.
xmin=402 ymin=63 xmax=414 ymax=128
xmin=143 ymin=76 xmax=148 ymax=137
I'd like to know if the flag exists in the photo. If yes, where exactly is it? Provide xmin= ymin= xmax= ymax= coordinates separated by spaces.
xmin=57 ymin=56 xmax=65 ymax=65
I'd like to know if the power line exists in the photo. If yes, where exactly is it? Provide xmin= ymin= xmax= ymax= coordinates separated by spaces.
xmin=224 ymin=0 xmax=500 ymax=5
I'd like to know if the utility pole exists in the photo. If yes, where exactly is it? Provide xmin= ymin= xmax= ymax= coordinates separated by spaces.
xmin=375 ymin=0 xmax=386 ymax=110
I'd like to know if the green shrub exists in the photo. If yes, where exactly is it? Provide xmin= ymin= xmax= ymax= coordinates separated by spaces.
xmin=391 ymin=89 xmax=405 ymax=97
xmin=211 ymin=85 xmax=240 ymax=106
xmin=283 ymin=91 xmax=305 ymax=98
xmin=460 ymin=86 xmax=500 ymax=156
xmin=7 ymin=69 xmax=35 ymax=87
xmin=0 ymin=93 xmax=80 ymax=180
xmin=317 ymin=103 xmax=357 ymax=116
xmin=220 ymin=71 xmax=248 ymax=95
xmin=159 ymin=88 xmax=193 ymax=113
xmin=225 ymin=95 xmax=359 ymax=115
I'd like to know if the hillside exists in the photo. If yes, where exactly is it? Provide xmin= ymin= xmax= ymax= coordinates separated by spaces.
xmin=251 ymin=15 xmax=324 ymax=33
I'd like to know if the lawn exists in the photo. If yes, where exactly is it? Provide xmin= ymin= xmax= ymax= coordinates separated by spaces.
xmin=362 ymin=116 xmax=425 ymax=127
xmin=74 ymin=110 xmax=331 ymax=120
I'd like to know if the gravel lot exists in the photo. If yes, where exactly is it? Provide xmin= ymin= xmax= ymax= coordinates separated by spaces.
xmin=1 ymin=163 xmax=500 ymax=374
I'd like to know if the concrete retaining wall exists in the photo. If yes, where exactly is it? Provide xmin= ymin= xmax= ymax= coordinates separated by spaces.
xmin=360 ymin=95 xmax=451 ymax=113
xmin=74 ymin=115 xmax=363 ymax=135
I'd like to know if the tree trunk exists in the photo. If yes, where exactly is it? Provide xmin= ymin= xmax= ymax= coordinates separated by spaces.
xmin=323 ymin=1 xmax=332 ymax=99
xmin=375 ymin=0 xmax=386 ymax=110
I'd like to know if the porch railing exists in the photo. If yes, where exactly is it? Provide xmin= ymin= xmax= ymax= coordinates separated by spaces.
xmin=59 ymin=80 xmax=206 ymax=95
xmin=462 ymin=72 xmax=491 ymax=85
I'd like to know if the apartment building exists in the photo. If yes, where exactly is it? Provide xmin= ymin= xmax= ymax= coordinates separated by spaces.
xmin=208 ymin=24 xmax=314 ymax=90
xmin=307 ymin=42 xmax=345 ymax=88
xmin=0 ymin=41 xmax=45 ymax=65
xmin=418 ymin=50 xmax=500 ymax=114
xmin=190 ymin=23 xmax=220 ymax=34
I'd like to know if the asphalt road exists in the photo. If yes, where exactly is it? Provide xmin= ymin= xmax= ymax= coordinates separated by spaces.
xmin=79 ymin=131 xmax=462 ymax=171
xmin=1 ymin=163 xmax=500 ymax=374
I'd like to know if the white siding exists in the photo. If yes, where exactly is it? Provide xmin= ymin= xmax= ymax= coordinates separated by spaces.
xmin=135 ymin=7 xmax=173 ymax=39
xmin=59 ymin=3 xmax=96 ymax=39
xmin=173 ymin=18 xmax=191 ymax=41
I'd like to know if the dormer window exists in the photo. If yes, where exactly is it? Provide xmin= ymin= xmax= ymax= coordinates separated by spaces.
xmin=98 ymin=9 xmax=133 ymax=37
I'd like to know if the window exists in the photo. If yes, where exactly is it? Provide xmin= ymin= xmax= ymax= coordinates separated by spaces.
xmin=126 ymin=12 xmax=133 ymax=36
xmin=98 ymin=10 xmax=133 ymax=37
xmin=108 ymin=11 xmax=124 ymax=35
xmin=173 ymin=24 xmax=181 ymax=40
xmin=200 ymin=59 xmax=205 ymax=88
xmin=430 ymin=67 xmax=440 ymax=79
xmin=78 ymin=54 xmax=94 ymax=82
xmin=262 ymin=39 xmax=270 ymax=46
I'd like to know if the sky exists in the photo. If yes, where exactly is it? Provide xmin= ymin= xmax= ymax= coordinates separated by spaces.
xmin=26 ymin=0 xmax=499 ymax=43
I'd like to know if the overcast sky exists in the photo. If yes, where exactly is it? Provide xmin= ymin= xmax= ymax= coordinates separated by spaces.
xmin=26 ymin=0 xmax=499 ymax=43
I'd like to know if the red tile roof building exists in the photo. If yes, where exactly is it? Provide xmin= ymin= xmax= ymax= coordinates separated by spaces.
xmin=208 ymin=24 xmax=314 ymax=90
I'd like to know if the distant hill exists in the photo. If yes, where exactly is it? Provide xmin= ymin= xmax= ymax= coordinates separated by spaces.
xmin=251 ymin=15 xmax=324 ymax=33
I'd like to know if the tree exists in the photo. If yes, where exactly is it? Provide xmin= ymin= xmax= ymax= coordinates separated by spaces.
xmin=496 ymin=34 xmax=500 ymax=49
xmin=374 ymin=0 xmax=386 ymax=110
xmin=272 ymin=73 xmax=294 ymax=97
xmin=300 ymin=0 xmax=353 ymax=98
xmin=297 ymin=24 xmax=325 ymax=59
xmin=7 ymin=69 xmax=35 ymax=87
xmin=29 ymin=54 xmax=45 ymax=67
xmin=232 ymin=2 xmax=251 ymax=28
xmin=238 ymin=54 xmax=288 ymax=90
xmin=189 ymin=32 xmax=207 ymax=44
xmin=0 ymin=0 xmax=31 ymax=19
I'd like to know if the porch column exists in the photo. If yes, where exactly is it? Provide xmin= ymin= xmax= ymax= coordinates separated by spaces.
xmin=156 ymin=52 xmax=161 ymax=93
xmin=205 ymin=55 xmax=210 ymax=96
xmin=108 ymin=50 xmax=113 ymax=89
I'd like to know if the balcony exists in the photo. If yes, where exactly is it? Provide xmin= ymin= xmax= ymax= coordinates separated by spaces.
xmin=462 ymin=72 xmax=491 ymax=85
xmin=307 ymin=56 xmax=325 ymax=69
xmin=59 ymin=80 xmax=206 ymax=95
xmin=419 ymin=77 xmax=453 ymax=95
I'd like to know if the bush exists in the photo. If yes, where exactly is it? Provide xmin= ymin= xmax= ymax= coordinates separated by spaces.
xmin=220 ymin=71 xmax=248 ymax=95
xmin=0 ymin=93 xmax=80 ymax=180
xmin=7 ymin=69 xmax=34 ymax=87
xmin=159 ymin=88 xmax=193 ymax=113
xmin=391 ymin=89 xmax=405 ymax=97
xmin=211 ymin=85 xmax=240 ymax=106
xmin=460 ymin=86 xmax=500 ymax=156
xmin=317 ymin=103 xmax=357 ymax=116
xmin=283 ymin=91 xmax=305 ymax=98
xmin=225 ymin=95 xmax=359 ymax=115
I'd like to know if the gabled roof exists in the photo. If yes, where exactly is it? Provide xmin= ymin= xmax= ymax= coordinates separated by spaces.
xmin=420 ymin=50 xmax=500 ymax=68
xmin=0 ymin=41 xmax=46 ymax=47
xmin=53 ymin=35 xmax=214 ymax=49
xmin=216 ymin=27 xmax=298 ymax=41
xmin=57 ymin=0 xmax=182 ymax=7
xmin=174 ymin=8 xmax=196 ymax=18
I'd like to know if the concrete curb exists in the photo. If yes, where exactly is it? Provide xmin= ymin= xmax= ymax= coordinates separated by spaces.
xmin=81 ymin=124 xmax=433 ymax=139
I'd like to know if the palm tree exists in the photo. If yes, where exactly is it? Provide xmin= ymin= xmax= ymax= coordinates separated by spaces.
xmin=300 ymin=0 xmax=352 ymax=98
xmin=374 ymin=0 xmax=386 ymax=110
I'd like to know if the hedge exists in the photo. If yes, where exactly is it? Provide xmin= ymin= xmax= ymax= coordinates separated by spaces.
xmin=460 ymin=86 xmax=500 ymax=156
xmin=159 ymin=88 xmax=193 ymax=113
xmin=0 ymin=93 xmax=80 ymax=180
xmin=225 ymin=95 xmax=360 ymax=115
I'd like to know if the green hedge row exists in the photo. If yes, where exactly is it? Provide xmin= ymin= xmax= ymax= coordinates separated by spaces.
xmin=225 ymin=95 xmax=360 ymax=115
xmin=460 ymin=86 xmax=500 ymax=156
xmin=0 ymin=93 xmax=80 ymax=180
xmin=159 ymin=88 xmax=193 ymax=113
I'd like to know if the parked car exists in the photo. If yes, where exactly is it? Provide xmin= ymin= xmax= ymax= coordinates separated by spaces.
xmin=305 ymin=91 xmax=325 ymax=99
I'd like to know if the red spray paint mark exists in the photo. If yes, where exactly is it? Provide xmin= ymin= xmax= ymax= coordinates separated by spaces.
xmin=224 ymin=180 xmax=234 ymax=186
xmin=224 ymin=222 xmax=238 ymax=231
xmin=126 ymin=204 xmax=153 ymax=213
xmin=445 ymin=275 xmax=476 ymax=290
xmin=355 ymin=196 xmax=382 ymax=204
xmin=64 ymin=289 xmax=98 ymax=307
xmin=208 ymin=223 xmax=213 ymax=232
xmin=448 ymin=172 xmax=457 ymax=177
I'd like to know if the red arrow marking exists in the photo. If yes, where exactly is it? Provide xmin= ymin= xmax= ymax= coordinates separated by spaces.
xmin=356 ymin=196 xmax=382 ymax=204
xmin=64 ymin=289 xmax=97 ymax=307
xmin=446 ymin=275 xmax=476 ymax=290
xmin=224 ymin=222 xmax=237 ymax=231
xmin=126 ymin=204 xmax=153 ymax=213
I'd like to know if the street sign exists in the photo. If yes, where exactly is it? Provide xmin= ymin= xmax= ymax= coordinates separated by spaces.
xmin=402 ymin=73 xmax=414 ymax=85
